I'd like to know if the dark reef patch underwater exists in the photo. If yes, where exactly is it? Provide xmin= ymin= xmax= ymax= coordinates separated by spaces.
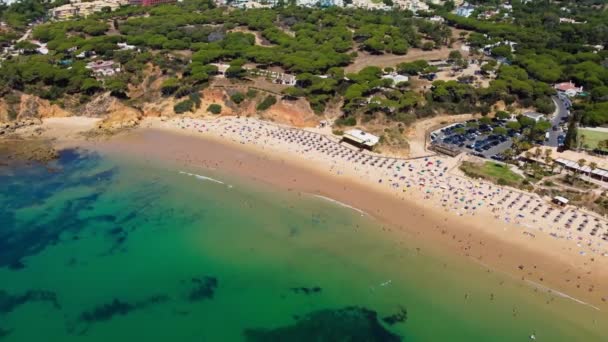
xmin=0 ymin=289 xmax=60 ymax=314
xmin=244 ymin=306 xmax=401 ymax=342
xmin=0 ymin=149 xmax=117 ymax=269
xmin=186 ymin=276 xmax=218 ymax=302
xmin=0 ymin=327 xmax=11 ymax=339
xmin=79 ymin=295 xmax=170 ymax=323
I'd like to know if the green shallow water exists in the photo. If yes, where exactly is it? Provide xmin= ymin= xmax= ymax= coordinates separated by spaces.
xmin=0 ymin=148 xmax=606 ymax=341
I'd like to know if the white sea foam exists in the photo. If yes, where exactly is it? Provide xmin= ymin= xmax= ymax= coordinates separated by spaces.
xmin=313 ymin=194 xmax=366 ymax=216
xmin=179 ymin=171 xmax=225 ymax=185
xmin=469 ymin=258 xmax=600 ymax=311
xmin=525 ymin=280 xmax=600 ymax=311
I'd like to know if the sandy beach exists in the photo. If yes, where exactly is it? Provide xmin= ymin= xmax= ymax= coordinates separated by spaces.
xmin=24 ymin=116 xmax=608 ymax=312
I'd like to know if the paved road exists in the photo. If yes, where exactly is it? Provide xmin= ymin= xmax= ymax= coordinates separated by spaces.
xmin=547 ymin=95 xmax=570 ymax=147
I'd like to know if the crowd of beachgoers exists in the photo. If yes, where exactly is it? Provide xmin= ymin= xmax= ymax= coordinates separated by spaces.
xmin=162 ymin=116 xmax=608 ymax=258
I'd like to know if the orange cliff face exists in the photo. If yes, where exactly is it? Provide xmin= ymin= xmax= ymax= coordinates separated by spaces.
xmin=0 ymin=81 xmax=322 ymax=131
xmin=0 ymin=94 xmax=70 ymax=123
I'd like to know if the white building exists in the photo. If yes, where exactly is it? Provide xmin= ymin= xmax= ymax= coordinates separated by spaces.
xmin=429 ymin=15 xmax=445 ymax=23
xmin=229 ymin=0 xmax=277 ymax=8
xmin=117 ymin=42 xmax=136 ymax=50
xmin=342 ymin=129 xmax=380 ymax=149
xmin=393 ymin=0 xmax=429 ymax=12
xmin=455 ymin=3 xmax=475 ymax=17
xmin=210 ymin=63 xmax=230 ymax=76
xmin=559 ymin=17 xmax=585 ymax=24
xmin=523 ymin=112 xmax=545 ymax=122
xmin=86 ymin=60 xmax=120 ymax=77
xmin=554 ymin=81 xmax=583 ymax=98
xmin=49 ymin=0 xmax=128 ymax=20
xmin=382 ymin=73 xmax=409 ymax=86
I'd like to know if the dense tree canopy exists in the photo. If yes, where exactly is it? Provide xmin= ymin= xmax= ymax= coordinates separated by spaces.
xmin=2 ymin=0 xmax=607 ymax=127
xmin=443 ymin=0 xmax=608 ymax=125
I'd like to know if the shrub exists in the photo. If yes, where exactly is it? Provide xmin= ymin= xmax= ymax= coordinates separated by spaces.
xmin=174 ymin=99 xmax=194 ymax=114
xmin=189 ymin=93 xmax=201 ymax=109
xmin=174 ymin=86 xmax=192 ymax=98
xmin=422 ymin=42 xmax=434 ymax=51
xmin=207 ymin=104 xmax=222 ymax=114
xmin=161 ymin=78 xmax=180 ymax=96
xmin=246 ymin=89 xmax=258 ymax=98
xmin=256 ymin=95 xmax=277 ymax=111
xmin=231 ymin=92 xmax=245 ymax=104
xmin=335 ymin=116 xmax=357 ymax=126
xmin=495 ymin=110 xmax=510 ymax=120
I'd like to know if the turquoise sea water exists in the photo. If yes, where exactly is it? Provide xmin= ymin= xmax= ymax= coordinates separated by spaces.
xmin=1 ymin=148 xmax=607 ymax=341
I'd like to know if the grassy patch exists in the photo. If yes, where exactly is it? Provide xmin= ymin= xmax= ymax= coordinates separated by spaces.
xmin=460 ymin=161 xmax=523 ymax=187
xmin=579 ymin=128 xmax=608 ymax=151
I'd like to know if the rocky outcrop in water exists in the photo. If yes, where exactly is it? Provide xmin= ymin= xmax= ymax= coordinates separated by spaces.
xmin=0 ymin=137 xmax=58 ymax=166
xmin=0 ymin=118 xmax=41 ymax=136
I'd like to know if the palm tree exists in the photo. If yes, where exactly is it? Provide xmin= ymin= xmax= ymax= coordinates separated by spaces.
xmin=578 ymin=134 xmax=586 ymax=152
xmin=544 ymin=149 xmax=553 ymax=172
xmin=577 ymin=159 xmax=586 ymax=170
xmin=575 ymin=158 xmax=586 ymax=182
xmin=589 ymin=162 xmax=597 ymax=179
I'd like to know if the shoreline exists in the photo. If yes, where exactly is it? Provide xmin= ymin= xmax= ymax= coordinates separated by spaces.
xmin=20 ymin=116 xmax=608 ymax=310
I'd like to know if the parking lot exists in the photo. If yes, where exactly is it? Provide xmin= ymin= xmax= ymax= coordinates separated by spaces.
xmin=431 ymin=118 xmax=515 ymax=160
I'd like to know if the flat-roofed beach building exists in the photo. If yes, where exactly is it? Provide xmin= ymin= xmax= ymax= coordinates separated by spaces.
xmin=342 ymin=129 xmax=380 ymax=150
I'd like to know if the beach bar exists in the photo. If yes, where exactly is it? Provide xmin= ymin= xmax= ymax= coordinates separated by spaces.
xmin=342 ymin=129 xmax=379 ymax=150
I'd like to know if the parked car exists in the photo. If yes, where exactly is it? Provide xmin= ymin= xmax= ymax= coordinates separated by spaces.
xmin=479 ymin=124 xmax=492 ymax=132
